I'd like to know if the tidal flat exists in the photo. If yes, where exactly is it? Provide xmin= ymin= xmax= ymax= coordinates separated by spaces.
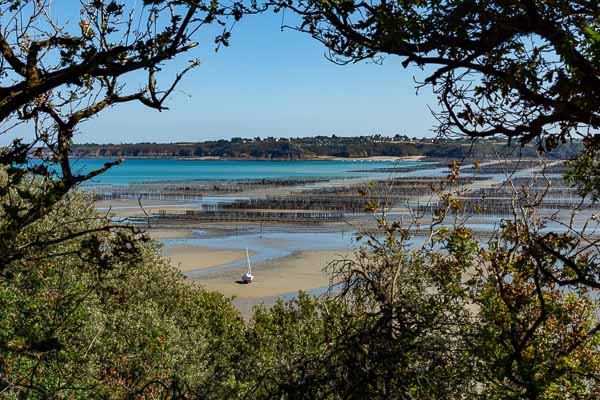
xmin=92 ymin=158 xmax=597 ymax=315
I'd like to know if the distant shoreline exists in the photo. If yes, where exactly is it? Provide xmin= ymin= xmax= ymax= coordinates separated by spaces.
xmin=70 ymin=155 xmax=426 ymax=162
xmin=66 ymin=135 xmax=580 ymax=161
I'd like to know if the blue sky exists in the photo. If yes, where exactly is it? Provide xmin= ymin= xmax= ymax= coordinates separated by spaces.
xmin=8 ymin=6 xmax=439 ymax=144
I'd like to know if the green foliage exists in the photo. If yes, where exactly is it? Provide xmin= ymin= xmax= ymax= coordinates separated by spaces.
xmin=565 ymin=139 xmax=600 ymax=201
xmin=237 ymin=293 xmax=345 ymax=398
xmin=0 ymin=182 xmax=245 ymax=398
xmin=70 ymin=136 xmax=581 ymax=160
xmin=467 ymin=218 xmax=600 ymax=399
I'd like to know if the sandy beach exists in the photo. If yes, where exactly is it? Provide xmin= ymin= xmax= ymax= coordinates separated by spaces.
xmin=96 ymin=199 xmax=199 ymax=217
xmin=146 ymin=229 xmax=195 ymax=240
xmin=195 ymin=249 xmax=351 ymax=298
xmin=163 ymin=244 xmax=255 ymax=272
xmin=317 ymin=155 xmax=426 ymax=162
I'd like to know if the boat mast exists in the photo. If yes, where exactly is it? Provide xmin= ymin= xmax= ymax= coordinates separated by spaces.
xmin=246 ymin=247 xmax=252 ymax=275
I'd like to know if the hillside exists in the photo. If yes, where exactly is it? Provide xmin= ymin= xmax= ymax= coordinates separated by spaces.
xmin=70 ymin=135 xmax=582 ymax=160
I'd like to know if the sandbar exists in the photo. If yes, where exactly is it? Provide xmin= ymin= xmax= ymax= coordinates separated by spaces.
xmin=95 ymin=199 xmax=199 ymax=217
xmin=146 ymin=229 xmax=195 ymax=240
xmin=163 ymin=245 xmax=253 ymax=272
xmin=317 ymin=155 xmax=426 ymax=162
xmin=195 ymin=249 xmax=352 ymax=298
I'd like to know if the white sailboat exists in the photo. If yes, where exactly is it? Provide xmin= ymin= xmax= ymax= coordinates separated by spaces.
xmin=241 ymin=247 xmax=254 ymax=283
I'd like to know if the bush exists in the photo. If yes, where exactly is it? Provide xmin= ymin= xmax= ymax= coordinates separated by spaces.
xmin=0 ymin=182 xmax=245 ymax=398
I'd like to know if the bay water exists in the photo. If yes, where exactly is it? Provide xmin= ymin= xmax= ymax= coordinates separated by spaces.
xmin=67 ymin=158 xmax=417 ymax=185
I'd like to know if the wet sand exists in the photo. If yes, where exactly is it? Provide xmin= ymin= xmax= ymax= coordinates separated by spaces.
xmin=159 ymin=235 xmax=352 ymax=300
xmin=195 ymin=249 xmax=351 ymax=298
xmin=147 ymin=229 xmax=195 ymax=240
xmin=163 ymin=245 xmax=254 ymax=272
xmin=96 ymin=199 xmax=200 ymax=217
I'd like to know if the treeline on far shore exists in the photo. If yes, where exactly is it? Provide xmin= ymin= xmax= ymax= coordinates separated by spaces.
xmin=69 ymin=135 xmax=582 ymax=160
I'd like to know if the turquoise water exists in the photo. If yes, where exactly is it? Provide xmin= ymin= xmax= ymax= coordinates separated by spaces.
xmin=65 ymin=158 xmax=416 ymax=185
